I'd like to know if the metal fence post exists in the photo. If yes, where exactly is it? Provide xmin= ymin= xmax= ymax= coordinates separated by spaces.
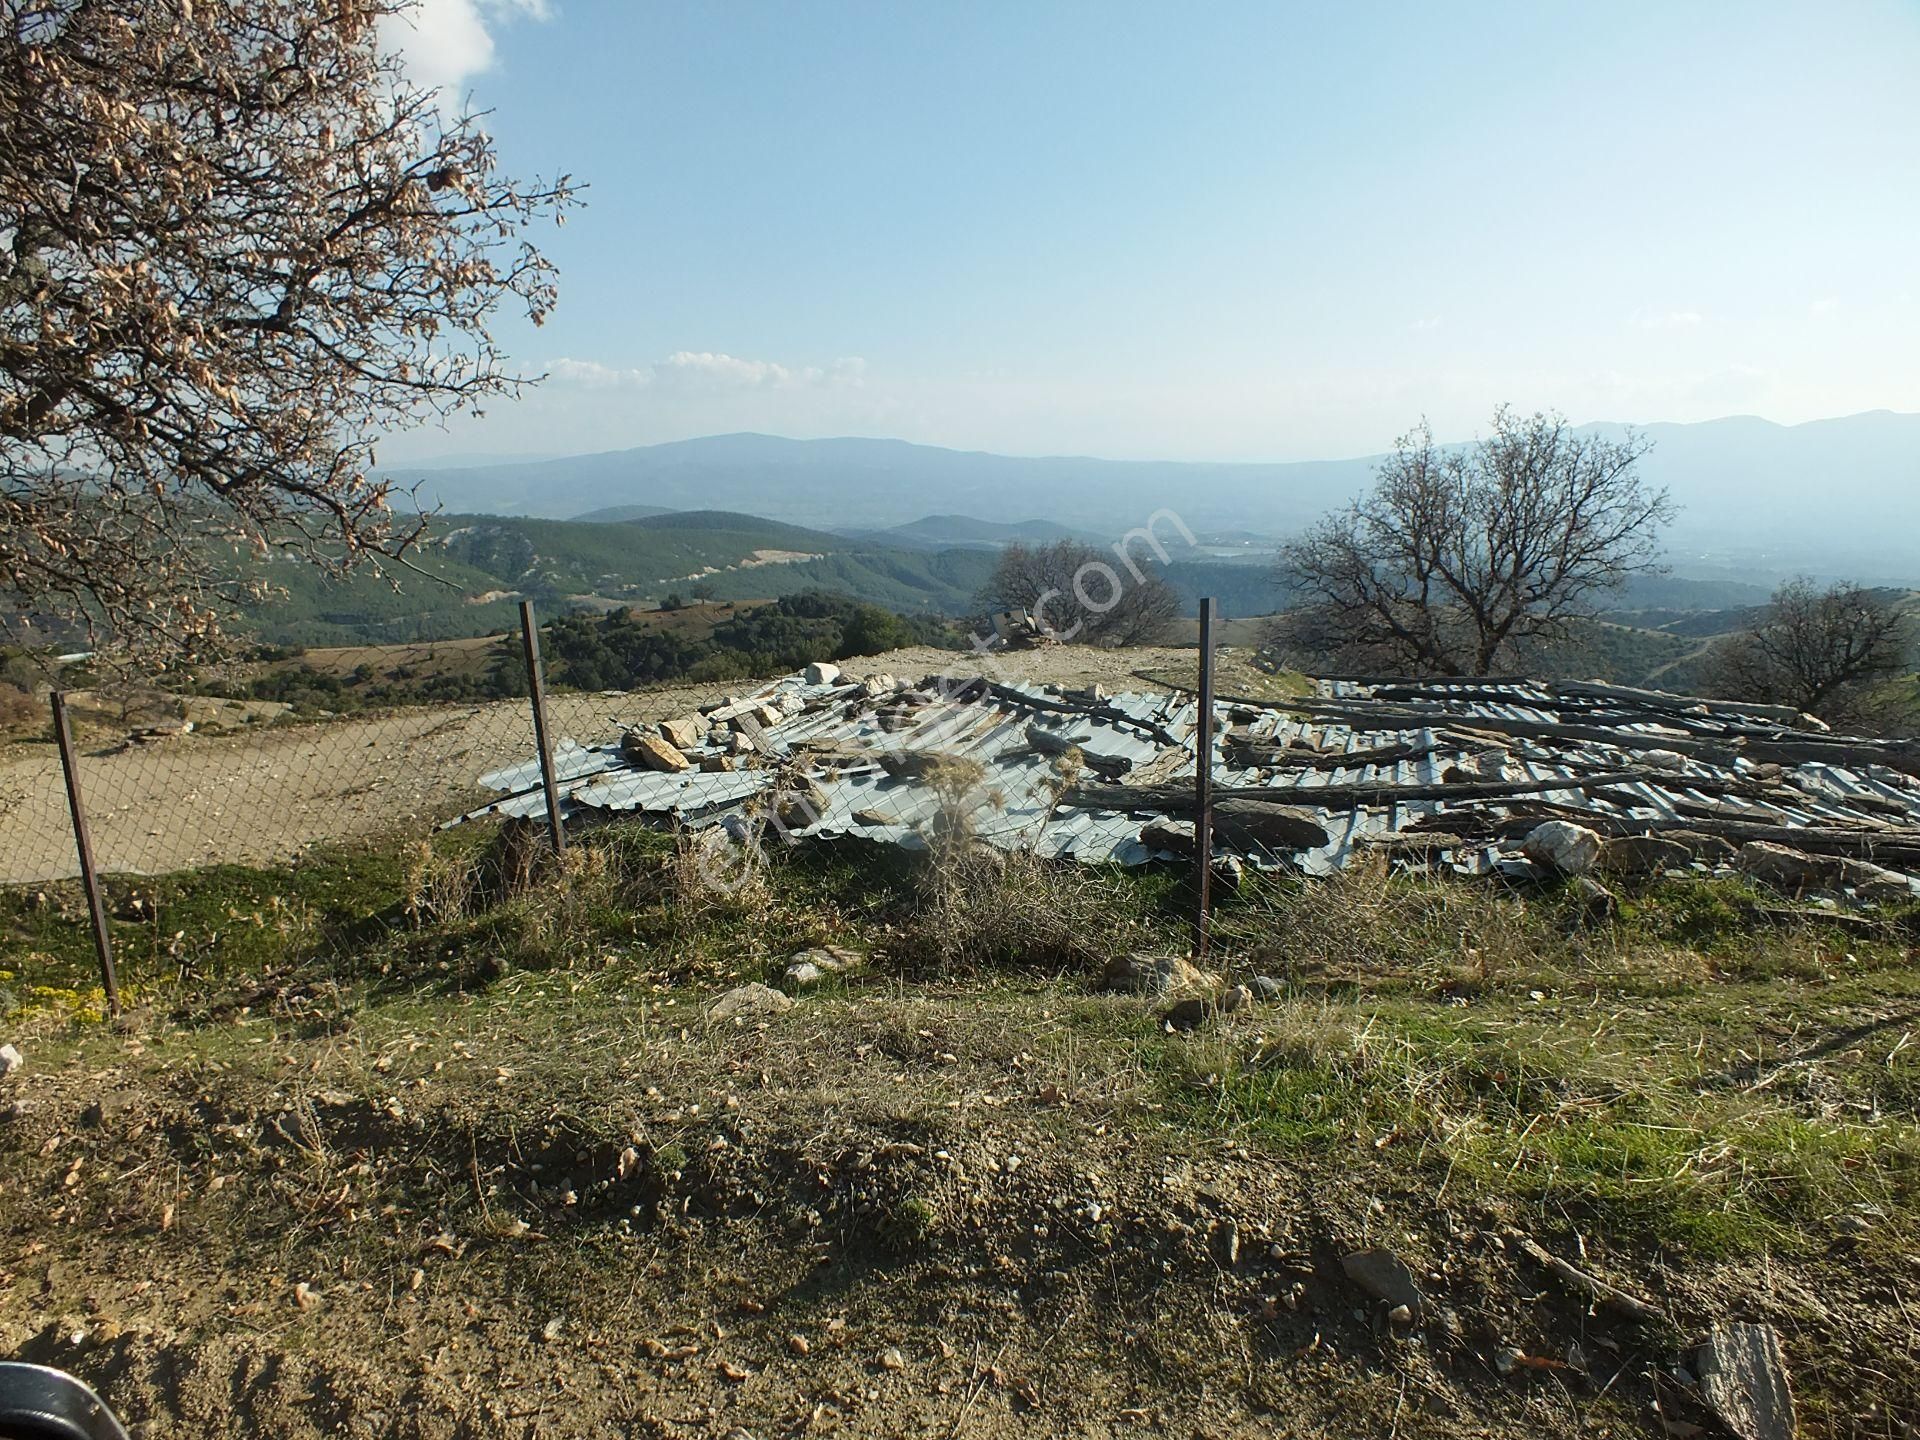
xmin=518 ymin=601 xmax=568 ymax=857
xmin=1193 ymin=598 xmax=1216 ymax=956
xmin=50 ymin=692 xmax=121 ymax=1016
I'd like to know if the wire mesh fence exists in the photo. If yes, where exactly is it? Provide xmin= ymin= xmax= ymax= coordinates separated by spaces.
xmin=0 ymin=624 xmax=750 ymax=891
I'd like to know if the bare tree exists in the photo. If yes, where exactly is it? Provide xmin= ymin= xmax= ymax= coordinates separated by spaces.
xmin=978 ymin=540 xmax=1180 ymax=646
xmin=1706 ymin=579 xmax=1912 ymax=722
xmin=1 ymin=0 xmax=576 ymax=663
xmin=1275 ymin=408 xmax=1673 ymax=676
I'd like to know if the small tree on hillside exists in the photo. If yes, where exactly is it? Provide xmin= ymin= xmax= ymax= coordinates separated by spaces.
xmin=1706 ymin=579 xmax=1912 ymax=722
xmin=1 ymin=0 xmax=575 ymax=663
xmin=978 ymin=540 xmax=1180 ymax=646
xmin=1275 ymin=408 xmax=1672 ymax=676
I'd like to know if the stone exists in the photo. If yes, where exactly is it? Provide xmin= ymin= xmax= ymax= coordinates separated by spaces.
xmin=1101 ymin=953 xmax=1212 ymax=996
xmin=659 ymin=717 xmax=704 ymax=752
xmin=1217 ymin=984 xmax=1254 ymax=1014
xmin=784 ymin=947 xmax=863 ymax=990
xmin=705 ymin=983 xmax=794 ymax=1023
xmin=1734 ymin=841 xmax=1912 ymax=901
xmin=803 ymin=662 xmax=842 ymax=686
xmin=860 ymin=674 xmax=900 ymax=696
xmin=699 ymin=754 xmax=736 ymax=773
xmin=1641 ymin=749 xmax=1689 ymax=772
xmin=1598 ymin=834 xmax=1698 ymax=877
xmin=1161 ymin=997 xmax=1210 ymax=1031
xmin=1521 ymin=820 xmax=1603 ymax=875
xmin=1211 ymin=855 xmax=1246 ymax=894
xmin=0 ymin=1044 xmax=20 ymax=1078
xmin=1139 ymin=817 xmax=1197 ymax=854
xmin=1697 ymin=1322 xmax=1796 ymax=1440
xmin=624 ymin=732 xmax=690 ymax=773
xmin=1249 ymin=976 xmax=1283 ymax=1002
xmin=1570 ymin=875 xmax=1619 ymax=928
xmin=1340 ymin=1249 xmax=1423 ymax=1317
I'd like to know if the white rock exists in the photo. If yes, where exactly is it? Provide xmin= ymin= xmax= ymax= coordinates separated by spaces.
xmin=803 ymin=661 xmax=842 ymax=686
xmin=0 ymin=1044 xmax=20 ymax=1078
xmin=1641 ymin=749 xmax=1688 ymax=772
xmin=1521 ymin=820 xmax=1603 ymax=875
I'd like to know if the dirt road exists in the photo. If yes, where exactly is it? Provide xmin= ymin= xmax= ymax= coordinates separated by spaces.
xmin=0 ymin=645 xmax=1196 ymax=884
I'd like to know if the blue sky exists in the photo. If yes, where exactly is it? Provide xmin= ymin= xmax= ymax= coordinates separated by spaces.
xmin=379 ymin=0 xmax=1920 ymax=464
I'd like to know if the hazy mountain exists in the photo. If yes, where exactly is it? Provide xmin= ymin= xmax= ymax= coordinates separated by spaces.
xmin=878 ymin=514 xmax=1094 ymax=549
xmin=394 ymin=411 xmax=1920 ymax=581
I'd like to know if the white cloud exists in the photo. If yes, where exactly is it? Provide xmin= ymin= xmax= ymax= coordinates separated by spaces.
xmin=1408 ymin=316 xmax=1443 ymax=332
xmin=1630 ymin=308 xmax=1704 ymax=331
xmin=383 ymin=0 xmax=551 ymax=99
xmin=548 ymin=352 xmax=870 ymax=392
xmin=1808 ymin=296 xmax=1841 ymax=319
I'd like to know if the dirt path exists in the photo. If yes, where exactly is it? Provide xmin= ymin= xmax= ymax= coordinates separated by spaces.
xmin=0 ymin=645 xmax=1197 ymax=884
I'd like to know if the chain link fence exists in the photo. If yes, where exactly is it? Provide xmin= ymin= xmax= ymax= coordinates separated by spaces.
xmin=0 ymin=612 xmax=765 ymax=982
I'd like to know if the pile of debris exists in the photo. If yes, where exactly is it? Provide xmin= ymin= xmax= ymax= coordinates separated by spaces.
xmin=465 ymin=670 xmax=1920 ymax=902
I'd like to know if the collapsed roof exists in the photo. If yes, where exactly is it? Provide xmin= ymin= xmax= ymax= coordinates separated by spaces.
xmin=465 ymin=668 xmax=1920 ymax=898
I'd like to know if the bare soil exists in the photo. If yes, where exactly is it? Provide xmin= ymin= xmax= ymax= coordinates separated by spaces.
xmin=9 ymin=971 xmax=1902 ymax=1440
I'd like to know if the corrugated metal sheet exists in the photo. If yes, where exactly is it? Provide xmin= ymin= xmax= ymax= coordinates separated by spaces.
xmin=460 ymin=670 xmax=1920 ymax=895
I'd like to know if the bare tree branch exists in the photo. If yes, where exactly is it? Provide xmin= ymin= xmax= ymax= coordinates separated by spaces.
xmin=1273 ymin=408 xmax=1673 ymax=676
xmin=0 ymin=0 xmax=578 ymax=665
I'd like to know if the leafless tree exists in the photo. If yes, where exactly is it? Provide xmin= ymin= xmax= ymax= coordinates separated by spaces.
xmin=978 ymin=540 xmax=1180 ymax=646
xmin=1706 ymin=579 xmax=1912 ymax=722
xmin=1 ymin=0 xmax=576 ymax=663
xmin=1274 ymin=408 xmax=1673 ymax=676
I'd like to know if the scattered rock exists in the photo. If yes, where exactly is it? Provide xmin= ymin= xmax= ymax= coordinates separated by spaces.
xmin=1211 ymin=854 xmax=1246 ymax=893
xmin=1697 ymin=1322 xmax=1796 ymax=1440
xmin=0 ymin=1044 xmax=20 ymax=1078
xmin=877 ymin=1346 xmax=906 ymax=1372
xmin=658 ymin=717 xmax=704 ymax=752
xmin=1139 ymin=817 xmax=1197 ymax=855
xmin=1249 ymin=976 xmax=1283 ymax=1002
xmin=1217 ymin=984 xmax=1254 ymax=1014
xmin=783 ymin=946 xmax=865 ymax=991
xmin=1102 ymin=953 xmax=1212 ymax=996
xmin=705 ymin=983 xmax=794 ymax=1023
xmin=1569 ymin=875 xmax=1619 ymax=928
xmin=700 ymin=754 xmax=737 ymax=773
xmin=1340 ymin=1249 xmax=1423 ymax=1317
xmin=1641 ymin=749 xmax=1689 ymax=772
xmin=1160 ymin=997 xmax=1211 ymax=1032
xmin=1521 ymin=821 xmax=1603 ymax=876
xmin=1598 ymin=834 xmax=1699 ymax=877
xmin=1387 ymin=1303 xmax=1413 ymax=1326
xmin=788 ymin=1334 xmax=810 ymax=1357
xmin=860 ymin=673 xmax=900 ymax=696
xmin=804 ymin=661 xmax=842 ymax=687
xmin=1735 ymin=841 xmax=1913 ymax=902
xmin=623 ymin=732 xmax=691 ymax=773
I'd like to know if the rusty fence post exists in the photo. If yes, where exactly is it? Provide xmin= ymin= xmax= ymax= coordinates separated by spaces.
xmin=518 ymin=600 xmax=567 ymax=857
xmin=50 ymin=692 xmax=121 ymax=1016
xmin=1193 ymin=597 xmax=1216 ymax=957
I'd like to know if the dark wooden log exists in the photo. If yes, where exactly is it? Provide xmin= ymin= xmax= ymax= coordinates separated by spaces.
xmin=1065 ymin=769 xmax=1650 ymax=813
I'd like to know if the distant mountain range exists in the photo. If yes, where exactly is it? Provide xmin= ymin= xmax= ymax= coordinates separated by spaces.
xmin=389 ymin=411 xmax=1920 ymax=582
